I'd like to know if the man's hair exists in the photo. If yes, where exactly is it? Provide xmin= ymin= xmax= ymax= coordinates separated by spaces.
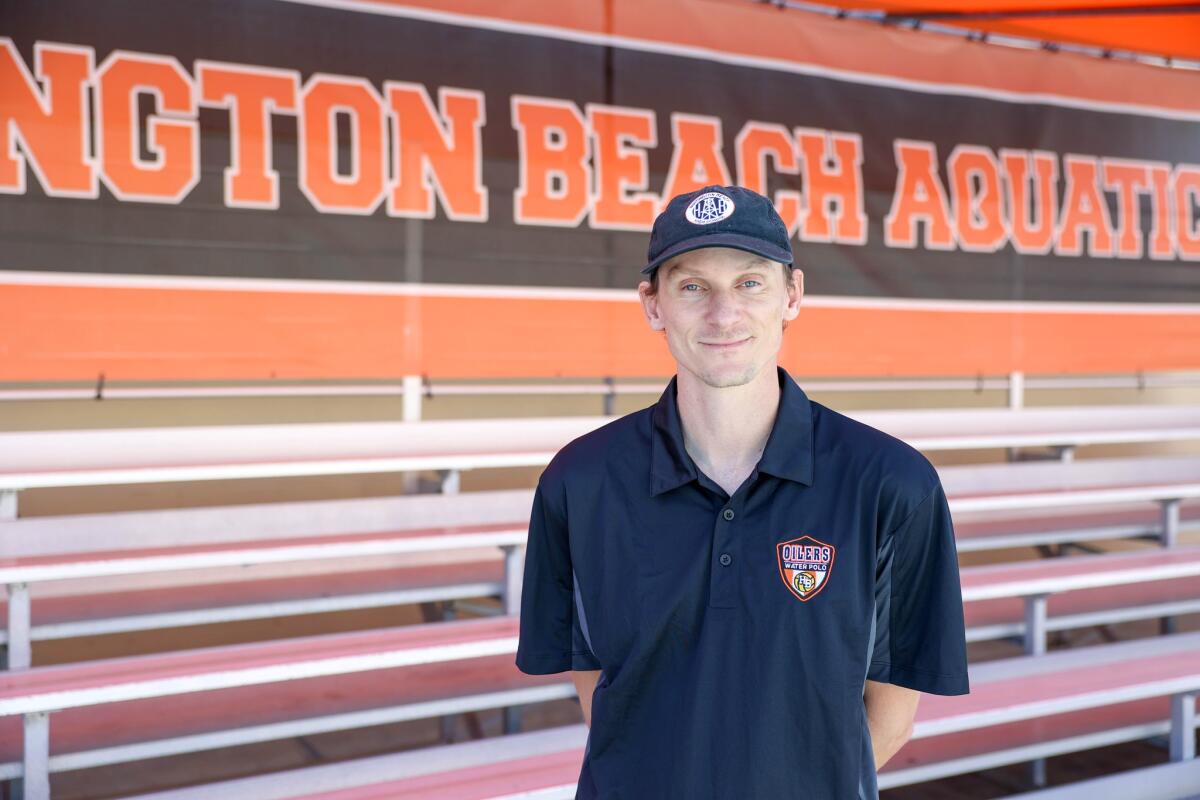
xmin=643 ymin=258 xmax=795 ymax=298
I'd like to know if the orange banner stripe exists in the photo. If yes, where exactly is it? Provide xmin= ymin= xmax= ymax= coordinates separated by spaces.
xmin=3 ymin=284 xmax=1198 ymax=380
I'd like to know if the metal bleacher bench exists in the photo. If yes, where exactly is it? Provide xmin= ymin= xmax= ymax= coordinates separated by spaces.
xmin=3 ymin=456 xmax=1199 ymax=677
xmin=3 ymin=536 xmax=1200 ymax=795
xmin=0 ymin=617 xmax=538 ymax=799
xmin=104 ymin=632 xmax=1200 ymax=800
xmin=962 ymin=544 xmax=1200 ymax=654
xmin=3 ymin=403 xmax=1199 ymax=519
xmin=1008 ymin=758 xmax=1200 ymax=799
xmin=0 ymin=489 xmax=535 ymax=670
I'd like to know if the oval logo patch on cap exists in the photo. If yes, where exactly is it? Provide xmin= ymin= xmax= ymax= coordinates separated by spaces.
xmin=684 ymin=191 xmax=735 ymax=225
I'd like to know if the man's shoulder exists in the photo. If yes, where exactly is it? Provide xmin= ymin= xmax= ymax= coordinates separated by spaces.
xmin=812 ymin=400 xmax=940 ymax=501
xmin=540 ymin=405 xmax=653 ymax=488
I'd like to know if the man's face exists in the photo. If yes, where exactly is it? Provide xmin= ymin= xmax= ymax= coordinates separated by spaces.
xmin=638 ymin=247 xmax=803 ymax=389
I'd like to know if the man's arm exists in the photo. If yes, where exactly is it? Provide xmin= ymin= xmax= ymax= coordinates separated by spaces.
xmin=863 ymin=679 xmax=920 ymax=769
xmin=571 ymin=669 xmax=602 ymax=727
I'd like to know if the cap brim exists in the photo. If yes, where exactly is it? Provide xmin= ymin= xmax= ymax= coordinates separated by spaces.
xmin=641 ymin=232 xmax=793 ymax=275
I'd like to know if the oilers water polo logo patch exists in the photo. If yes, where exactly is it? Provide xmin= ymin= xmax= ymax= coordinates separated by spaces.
xmin=685 ymin=191 xmax=735 ymax=225
xmin=776 ymin=535 xmax=836 ymax=603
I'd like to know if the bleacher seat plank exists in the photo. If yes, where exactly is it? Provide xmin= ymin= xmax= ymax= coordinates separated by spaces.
xmin=116 ymin=724 xmax=590 ymax=800
xmin=86 ymin=634 xmax=1200 ymax=799
xmin=0 ymin=653 xmax=560 ymax=767
xmin=0 ymin=559 xmax=503 ymax=642
xmin=953 ymin=501 xmax=1200 ymax=551
xmin=1005 ymin=757 xmax=1200 ymax=799
xmin=0 ymin=616 xmax=520 ymax=716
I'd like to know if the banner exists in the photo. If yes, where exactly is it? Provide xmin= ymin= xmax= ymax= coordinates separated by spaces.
xmin=2 ymin=0 xmax=1199 ymax=380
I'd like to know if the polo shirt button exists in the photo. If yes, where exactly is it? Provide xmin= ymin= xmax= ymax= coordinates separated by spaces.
xmin=722 ymin=508 xmax=735 ymax=521
xmin=719 ymin=553 xmax=732 ymax=566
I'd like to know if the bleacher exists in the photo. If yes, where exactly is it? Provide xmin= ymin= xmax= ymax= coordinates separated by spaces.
xmin=3 ymin=380 xmax=1200 ymax=799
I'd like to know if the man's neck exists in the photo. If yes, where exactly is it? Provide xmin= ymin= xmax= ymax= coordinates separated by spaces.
xmin=676 ymin=364 xmax=780 ymax=491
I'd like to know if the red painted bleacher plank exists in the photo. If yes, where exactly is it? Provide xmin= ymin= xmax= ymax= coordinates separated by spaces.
xmin=0 ymin=522 xmax=524 ymax=571
xmin=965 ymin=574 xmax=1200 ymax=628
xmin=961 ymin=546 xmax=1200 ymax=589
xmin=301 ymin=749 xmax=582 ymax=800
xmin=884 ymin=697 xmax=1171 ymax=772
xmin=0 ymin=653 xmax=558 ymax=760
xmin=919 ymin=648 xmax=1200 ymax=721
xmin=0 ymin=560 xmax=504 ymax=624
xmin=0 ymin=616 xmax=519 ymax=702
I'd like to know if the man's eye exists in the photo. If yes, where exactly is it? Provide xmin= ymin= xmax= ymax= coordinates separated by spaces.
xmin=742 ymin=280 xmax=761 ymax=288
xmin=682 ymin=283 xmax=703 ymax=292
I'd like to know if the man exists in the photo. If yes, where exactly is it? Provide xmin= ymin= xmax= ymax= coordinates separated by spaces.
xmin=515 ymin=184 xmax=970 ymax=799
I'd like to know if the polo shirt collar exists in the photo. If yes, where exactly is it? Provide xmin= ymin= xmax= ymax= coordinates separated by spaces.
xmin=649 ymin=365 xmax=815 ymax=496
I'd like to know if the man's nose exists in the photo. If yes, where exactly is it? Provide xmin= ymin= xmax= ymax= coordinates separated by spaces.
xmin=704 ymin=288 xmax=742 ymax=328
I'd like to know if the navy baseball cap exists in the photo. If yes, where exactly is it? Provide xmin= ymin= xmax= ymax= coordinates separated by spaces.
xmin=642 ymin=184 xmax=793 ymax=275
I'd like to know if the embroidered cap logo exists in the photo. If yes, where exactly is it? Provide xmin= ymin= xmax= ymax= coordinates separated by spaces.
xmin=684 ymin=191 xmax=735 ymax=225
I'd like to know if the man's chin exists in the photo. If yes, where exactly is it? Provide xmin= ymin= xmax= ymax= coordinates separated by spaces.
xmin=694 ymin=363 xmax=759 ymax=389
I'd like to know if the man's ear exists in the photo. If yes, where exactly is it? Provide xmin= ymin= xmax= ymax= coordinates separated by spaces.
xmin=783 ymin=267 xmax=803 ymax=322
xmin=639 ymin=280 xmax=666 ymax=331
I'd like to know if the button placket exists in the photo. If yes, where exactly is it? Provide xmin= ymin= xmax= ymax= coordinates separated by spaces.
xmin=710 ymin=503 xmax=739 ymax=608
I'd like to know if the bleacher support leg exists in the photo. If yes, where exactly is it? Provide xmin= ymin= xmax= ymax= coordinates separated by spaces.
xmin=1030 ymin=756 xmax=1047 ymax=788
xmin=501 ymin=545 xmax=525 ymax=615
xmin=1055 ymin=444 xmax=1075 ymax=463
xmin=0 ymin=490 xmax=15 ymax=521
xmin=503 ymin=705 xmax=523 ymax=734
xmin=22 ymin=711 xmax=50 ymax=800
xmin=1008 ymin=370 xmax=1024 ymax=410
xmin=1017 ymin=574 xmax=1051 ymax=798
xmin=6 ymin=583 xmax=31 ymax=670
xmin=1023 ymin=594 xmax=1048 ymax=656
xmin=401 ymin=375 xmax=423 ymax=423
xmin=1005 ymin=371 xmax=1024 ymax=462
xmin=440 ymin=469 xmax=460 ymax=495
xmin=1159 ymin=498 xmax=1181 ymax=548
xmin=1159 ymin=499 xmax=1181 ymax=634
xmin=1169 ymin=691 xmax=1197 ymax=761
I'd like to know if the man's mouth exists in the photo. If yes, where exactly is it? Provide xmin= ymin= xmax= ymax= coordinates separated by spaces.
xmin=700 ymin=337 xmax=751 ymax=350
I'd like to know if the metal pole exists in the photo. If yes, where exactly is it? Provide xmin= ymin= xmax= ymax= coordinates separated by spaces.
xmin=1160 ymin=498 xmax=1181 ymax=548
xmin=1023 ymin=593 xmax=1049 ymax=656
xmin=0 ymin=490 xmax=16 ymax=521
xmin=1169 ymin=691 xmax=1197 ymax=761
xmin=502 ymin=544 xmax=526 ymax=616
xmin=23 ymin=711 xmax=50 ymax=800
xmin=6 ymin=582 xmax=31 ymax=670
xmin=1006 ymin=371 xmax=1025 ymax=461
xmin=401 ymin=375 xmax=423 ymax=423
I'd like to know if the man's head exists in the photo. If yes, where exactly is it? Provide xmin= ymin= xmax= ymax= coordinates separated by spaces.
xmin=639 ymin=247 xmax=802 ymax=389
xmin=638 ymin=185 xmax=803 ymax=389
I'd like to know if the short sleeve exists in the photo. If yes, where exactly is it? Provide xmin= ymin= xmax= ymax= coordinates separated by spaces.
xmin=514 ymin=479 xmax=602 ymax=675
xmin=867 ymin=479 xmax=970 ymax=696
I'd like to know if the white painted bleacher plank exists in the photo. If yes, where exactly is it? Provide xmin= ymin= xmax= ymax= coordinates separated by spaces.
xmin=0 ymin=489 xmax=534 ymax=558
xmin=113 ymin=724 xmax=589 ymax=800
xmin=960 ymin=545 xmax=1200 ymax=601
xmin=969 ymin=631 xmax=1200 ymax=684
xmin=2 ymin=407 xmax=1199 ymax=491
xmin=0 ymin=527 xmax=526 ymax=584
xmin=1005 ymin=758 xmax=1200 ymax=799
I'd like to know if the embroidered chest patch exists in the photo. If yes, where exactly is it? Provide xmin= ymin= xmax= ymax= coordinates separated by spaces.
xmin=776 ymin=535 xmax=836 ymax=602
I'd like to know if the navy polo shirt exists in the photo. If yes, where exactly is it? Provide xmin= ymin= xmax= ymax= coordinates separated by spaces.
xmin=515 ymin=366 xmax=969 ymax=800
